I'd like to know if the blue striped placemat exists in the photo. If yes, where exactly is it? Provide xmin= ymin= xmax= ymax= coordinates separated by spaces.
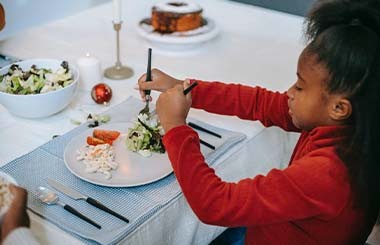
xmin=0 ymin=96 xmax=246 ymax=244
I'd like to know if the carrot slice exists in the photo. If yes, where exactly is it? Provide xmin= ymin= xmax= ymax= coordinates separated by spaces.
xmin=87 ymin=136 xmax=106 ymax=146
xmin=93 ymin=129 xmax=120 ymax=141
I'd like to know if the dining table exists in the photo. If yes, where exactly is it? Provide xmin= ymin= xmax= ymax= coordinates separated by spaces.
xmin=0 ymin=0 xmax=303 ymax=244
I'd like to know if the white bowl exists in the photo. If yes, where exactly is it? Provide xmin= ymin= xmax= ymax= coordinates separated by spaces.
xmin=0 ymin=171 xmax=17 ymax=223
xmin=0 ymin=59 xmax=79 ymax=118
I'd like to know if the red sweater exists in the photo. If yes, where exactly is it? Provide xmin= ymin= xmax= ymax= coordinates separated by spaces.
xmin=162 ymin=80 xmax=371 ymax=245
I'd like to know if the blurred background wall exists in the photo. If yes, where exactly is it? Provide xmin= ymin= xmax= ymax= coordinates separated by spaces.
xmin=0 ymin=0 xmax=108 ymax=40
xmin=0 ymin=0 xmax=315 ymax=41
xmin=230 ymin=0 xmax=315 ymax=16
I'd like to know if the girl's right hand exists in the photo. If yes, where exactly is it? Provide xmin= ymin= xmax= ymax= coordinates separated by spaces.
xmin=137 ymin=69 xmax=184 ymax=101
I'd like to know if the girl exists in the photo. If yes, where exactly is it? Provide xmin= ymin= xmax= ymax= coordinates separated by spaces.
xmin=138 ymin=0 xmax=380 ymax=244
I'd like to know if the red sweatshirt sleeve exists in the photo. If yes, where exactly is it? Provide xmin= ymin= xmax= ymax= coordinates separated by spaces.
xmin=190 ymin=80 xmax=299 ymax=132
xmin=163 ymin=126 xmax=350 ymax=227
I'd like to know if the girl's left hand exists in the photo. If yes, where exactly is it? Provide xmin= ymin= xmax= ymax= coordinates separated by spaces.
xmin=156 ymin=80 xmax=192 ymax=133
xmin=1 ymin=185 xmax=30 ymax=242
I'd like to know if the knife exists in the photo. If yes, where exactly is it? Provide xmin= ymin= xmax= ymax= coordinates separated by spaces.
xmin=48 ymin=179 xmax=129 ymax=223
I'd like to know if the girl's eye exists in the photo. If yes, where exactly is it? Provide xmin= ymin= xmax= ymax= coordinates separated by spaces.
xmin=295 ymin=85 xmax=302 ymax=91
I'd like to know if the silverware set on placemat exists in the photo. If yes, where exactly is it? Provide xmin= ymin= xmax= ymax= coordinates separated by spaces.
xmin=36 ymin=179 xmax=129 ymax=229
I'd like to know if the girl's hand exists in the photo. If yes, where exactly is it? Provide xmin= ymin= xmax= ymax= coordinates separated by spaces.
xmin=156 ymin=80 xmax=192 ymax=133
xmin=1 ymin=185 xmax=30 ymax=242
xmin=137 ymin=69 xmax=184 ymax=101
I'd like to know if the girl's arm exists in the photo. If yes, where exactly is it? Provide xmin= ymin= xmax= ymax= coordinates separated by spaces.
xmin=190 ymin=80 xmax=299 ymax=132
xmin=163 ymin=126 xmax=350 ymax=226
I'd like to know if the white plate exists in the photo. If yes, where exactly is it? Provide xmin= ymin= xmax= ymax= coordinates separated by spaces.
xmin=64 ymin=122 xmax=173 ymax=187
xmin=136 ymin=17 xmax=219 ymax=52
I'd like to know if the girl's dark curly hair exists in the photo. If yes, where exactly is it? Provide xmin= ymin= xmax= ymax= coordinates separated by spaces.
xmin=304 ymin=0 xmax=380 ymax=225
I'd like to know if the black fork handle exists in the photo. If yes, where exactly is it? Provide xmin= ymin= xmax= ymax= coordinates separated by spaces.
xmin=144 ymin=48 xmax=152 ymax=97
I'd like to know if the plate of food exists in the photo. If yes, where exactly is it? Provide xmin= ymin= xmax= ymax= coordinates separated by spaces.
xmin=136 ymin=1 xmax=219 ymax=51
xmin=64 ymin=115 xmax=173 ymax=187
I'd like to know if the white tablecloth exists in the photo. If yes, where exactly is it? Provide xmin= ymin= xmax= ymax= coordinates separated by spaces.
xmin=0 ymin=0 xmax=303 ymax=244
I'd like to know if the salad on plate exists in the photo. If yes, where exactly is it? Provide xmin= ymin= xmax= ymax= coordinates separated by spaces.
xmin=126 ymin=113 xmax=165 ymax=157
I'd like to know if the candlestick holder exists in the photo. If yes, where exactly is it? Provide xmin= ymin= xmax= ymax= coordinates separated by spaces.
xmin=104 ymin=21 xmax=134 ymax=80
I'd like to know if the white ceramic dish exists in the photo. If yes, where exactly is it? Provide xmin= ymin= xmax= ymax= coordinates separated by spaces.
xmin=0 ymin=171 xmax=17 ymax=223
xmin=0 ymin=59 xmax=79 ymax=118
xmin=136 ymin=17 xmax=219 ymax=52
xmin=64 ymin=122 xmax=173 ymax=187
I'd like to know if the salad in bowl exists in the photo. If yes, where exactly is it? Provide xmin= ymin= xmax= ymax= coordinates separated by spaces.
xmin=0 ymin=61 xmax=74 ymax=95
xmin=0 ymin=59 xmax=78 ymax=118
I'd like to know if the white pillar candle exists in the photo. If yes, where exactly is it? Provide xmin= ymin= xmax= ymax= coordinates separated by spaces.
xmin=113 ymin=0 xmax=121 ymax=23
xmin=76 ymin=53 xmax=103 ymax=91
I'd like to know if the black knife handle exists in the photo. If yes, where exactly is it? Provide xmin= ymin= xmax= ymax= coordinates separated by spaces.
xmin=87 ymin=197 xmax=129 ymax=223
xmin=64 ymin=204 xmax=101 ymax=229
xmin=183 ymin=81 xmax=198 ymax=95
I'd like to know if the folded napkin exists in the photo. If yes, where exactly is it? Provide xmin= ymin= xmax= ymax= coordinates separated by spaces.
xmin=0 ymin=96 xmax=246 ymax=244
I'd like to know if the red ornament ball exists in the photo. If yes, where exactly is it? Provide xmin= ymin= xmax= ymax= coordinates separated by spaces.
xmin=91 ymin=83 xmax=112 ymax=104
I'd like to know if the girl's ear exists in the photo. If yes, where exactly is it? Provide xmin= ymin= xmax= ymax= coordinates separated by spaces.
xmin=329 ymin=98 xmax=352 ymax=121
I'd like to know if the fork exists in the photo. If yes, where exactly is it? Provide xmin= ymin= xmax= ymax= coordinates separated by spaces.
xmin=139 ymin=48 xmax=152 ymax=116
xmin=139 ymin=81 xmax=199 ymax=117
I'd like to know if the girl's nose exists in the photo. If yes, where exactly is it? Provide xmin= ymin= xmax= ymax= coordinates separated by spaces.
xmin=287 ymin=85 xmax=294 ymax=99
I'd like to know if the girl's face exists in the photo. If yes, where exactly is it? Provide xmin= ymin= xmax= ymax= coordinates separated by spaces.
xmin=287 ymin=50 xmax=338 ymax=131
